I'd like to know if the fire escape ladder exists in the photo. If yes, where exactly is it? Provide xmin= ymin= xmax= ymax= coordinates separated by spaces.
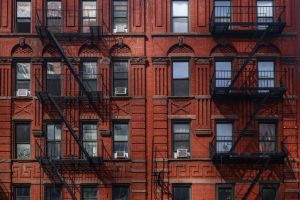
xmin=241 ymin=157 xmax=271 ymax=200
xmin=230 ymin=93 xmax=270 ymax=152
xmin=226 ymin=25 xmax=272 ymax=93
xmin=44 ymin=28 xmax=102 ymax=118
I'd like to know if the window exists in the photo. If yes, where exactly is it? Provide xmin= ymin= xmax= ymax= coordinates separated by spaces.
xmin=112 ymin=0 xmax=128 ymax=33
xmin=82 ymin=123 xmax=98 ymax=157
xmin=47 ymin=0 xmax=62 ymax=32
xmin=113 ymin=123 xmax=129 ymax=158
xmin=260 ymin=184 xmax=278 ymax=200
xmin=47 ymin=124 xmax=61 ymax=159
xmin=172 ymin=61 xmax=189 ymax=96
xmin=259 ymin=123 xmax=277 ymax=153
xmin=82 ymin=62 xmax=98 ymax=92
xmin=47 ymin=62 xmax=61 ymax=96
xmin=15 ymin=62 xmax=31 ymax=96
xmin=258 ymin=61 xmax=275 ymax=92
xmin=112 ymin=185 xmax=129 ymax=200
xmin=215 ymin=61 xmax=232 ymax=88
xmin=214 ymin=0 xmax=231 ymax=23
xmin=216 ymin=123 xmax=232 ymax=153
xmin=172 ymin=0 xmax=189 ymax=32
xmin=257 ymin=0 xmax=274 ymax=30
xmin=15 ymin=0 xmax=31 ymax=33
xmin=173 ymin=122 xmax=190 ymax=158
xmin=45 ymin=186 xmax=61 ymax=200
xmin=217 ymin=184 xmax=234 ymax=200
xmin=15 ymin=123 xmax=31 ymax=159
xmin=15 ymin=185 xmax=30 ymax=200
xmin=82 ymin=0 xmax=97 ymax=33
xmin=113 ymin=61 xmax=129 ymax=96
xmin=172 ymin=185 xmax=191 ymax=200
xmin=81 ymin=186 xmax=98 ymax=200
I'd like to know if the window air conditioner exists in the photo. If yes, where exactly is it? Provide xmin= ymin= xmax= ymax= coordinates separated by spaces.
xmin=174 ymin=149 xmax=190 ymax=159
xmin=114 ymin=151 xmax=129 ymax=159
xmin=113 ymin=25 xmax=128 ymax=33
xmin=115 ymin=87 xmax=127 ymax=95
xmin=17 ymin=89 xmax=30 ymax=97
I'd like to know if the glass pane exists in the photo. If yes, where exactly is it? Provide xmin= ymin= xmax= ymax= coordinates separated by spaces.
xmin=174 ymin=133 xmax=190 ymax=141
xmin=84 ymin=142 xmax=98 ymax=157
xmin=174 ymin=142 xmax=189 ymax=151
xmin=47 ymin=142 xmax=61 ymax=159
xmin=173 ymin=62 xmax=189 ymax=78
xmin=214 ymin=1 xmax=231 ymax=17
xmin=16 ymin=124 xmax=30 ymax=142
xmin=258 ymin=61 xmax=274 ymax=88
xmin=216 ymin=123 xmax=232 ymax=153
xmin=218 ymin=187 xmax=233 ymax=200
xmin=47 ymin=124 xmax=61 ymax=140
xmin=172 ymin=18 xmax=189 ymax=33
xmin=114 ymin=124 xmax=128 ymax=141
xmin=114 ymin=62 xmax=128 ymax=72
xmin=17 ymin=2 xmax=31 ymax=18
xmin=16 ymin=22 xmax=31 ymax=33
xmin=47 ymin=79 xmax=61 ymax=96
xmin=112 ymin=186 xmax=129 ymax=200
xmin=83 ymin=124 xmax=97 ymax=140
xmin=114 ymin=80 xmax=128 ymax=88
xmin=82 ymin=62 xmax=98 ymax=79
xmin=173 ymin=124 xmax=190 ymax=133
xmin=16 ymin=80 xmax=30 ymax=90
xmin=47 ymin=62 xmax=61 ymax=75
xmin=83 ymin=2 xmax=97 ymax=17
xmin=47 ymin=1 xmax=62 ymax=17
xmin=82 ymin=187 xmax=98 ymax=199
xmin=262 ymin=187 xmax=277 ymax=200
xmin=17 ymin=144 xmax=30 ymax=159
xmin=173 ymin=79 xmax=189 ymax=96
xmin=216 ymin=61 xmax=232 ymax=87
xmin=114 ymin=142 xmax=128 ymax=152
xmin=46 ymin=187 xmax=61 ymax=200
xmin=173 ymin=186 xmax=190 ymax=200
xmin=259 ymin=123 xmax=276 ymax=152
xmin=16 ymin=63 xmax=30 ymax=79
xmin=257 ymin=1 xmax=273 ymax=17
xmin=172 ymin=1 xmax=188 ymax=17
xmin=15 ymin=186 xmax=30 ymax=200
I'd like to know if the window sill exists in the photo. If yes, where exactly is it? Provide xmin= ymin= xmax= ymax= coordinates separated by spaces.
xmin=12 ymin=96 xmax=34 ymax=100
xmin=110 ymin=96 xmax=132 ymax=100
xmin=168 ymin=96 xmax=194 ymax=99
xmin=111 ymin=158 xmax=131 ymax=162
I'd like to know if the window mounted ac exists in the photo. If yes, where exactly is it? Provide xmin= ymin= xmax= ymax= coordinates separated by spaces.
xmin=17 ymin=89 xmax=30 ymax=97
xmin=115 ymin=87 xmax=127 ymax=95
xmin=113 ymin=25 xmax=128 ymax=33
xmin=114 ymin=151 xmax=129 ymax=159
xmin=174 ymin=149 xmax=190 ymax=159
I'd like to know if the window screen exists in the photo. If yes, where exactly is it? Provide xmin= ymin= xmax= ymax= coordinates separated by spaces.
xmin=112 ymin=185 xmax=129 ymax=200
xmin=113 ymin=61 xmax=129 ymax=96
xmin=172 ymin=1 xmax=189 ymax=32
xmin=16 ymin=63 xmax=31 ymax=95
xmin=82 ymin=1 xmax=97 ymax=33
xmin=81 ymin=186 xmax=98 ymax=200
xmin=15 ymin=186 xmax=30 ymax=200
xmin=260 ymin=184 xmax=278 ymax=200
xmin=47 ymin=124 xmax=61 ymax=159
xmin=173 ymin=185 xmax=191 ymax=200
xmin=16 ymin=0 xmax=31 ymax=33
xmin=173 ymin=122 xmax=190 ymax=156
xmin=217 ymin=184 xmax=234 ymax=200
xmin=47 ymin=1 xmax=62 ymax=32
xmin=82 ymin=123 xmax=98 ymax=157
xmin=46 ymin=186 xmax=61 ymax=200
xmin=216 ymin=123 xmax=232 ymax=153
xmin=258 ymin=61 xmax=275 ymax=92
xmin=82 ymin=62 xmax=98 ymax=92
xmin=15 ymin=123 xmax=31 ymax=159
xmin=214 ymin=0 xmax=231 ymax=23
xmin=215 ymin=61 xmax=232 ymax=87
xmin=259 ymin=123 xmax=277 ymax=153
xmin=47 ymin=62 xmax=61 ymax=96
xmin=113 ymin=123 xmax=129 ymax=153
xmin=113 ymin=0 xmax=128 ymax=32
xmin=172 ymin=61 xmax=189 ymax=96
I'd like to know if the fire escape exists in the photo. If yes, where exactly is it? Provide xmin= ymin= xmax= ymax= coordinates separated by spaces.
xmin=209 ymin=4 xmax=288 ymax=200
xmin=34 ymin=8 xmax=112 ymax=200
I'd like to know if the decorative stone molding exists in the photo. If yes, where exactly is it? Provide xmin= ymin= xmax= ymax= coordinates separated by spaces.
xmin=100 ymin=130 xmax=111 ymax=137
xmin=100 ymin=57 xmax=111 ymax=65
xmin=31 ymin=57 xmax=44 ymax=64
xmin=280 ymin=57 xmax=297 ymax=65
xmin=116 ymin=37 xmax=124 ymax=47
xmin=152 ymin=57 xmax=170 ymax=65
xmin=178 ymin=36 xmax=184 ymax=46
xmin=238 ymin=58 xmax=255 ymax=65
xmin=130 ymin=57 xmax=147 ymax=65
xmin=19 ymin=37 xmax=25 ymax=47
xmin=0 ymin=58 xmax=13 ymax=64
xmin=195 ymin=129 xmax=212 ymax=136
xmin=193 ymin=57 xmax=210 ymax=65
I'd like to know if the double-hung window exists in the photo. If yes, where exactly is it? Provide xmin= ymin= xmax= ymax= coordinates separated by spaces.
xmin=15 ymin=123 xmax=31 ymax=159
xmin=45 ymin=186 xmax=61 ymax=200
xmin=82 ymin=0 xmax=97 ymax=33
xmin=259 ymin=123 xmax=277 ymax=153
xmin=173 ymin=185 xmax=191 ymax=200
xmin=173 ymin=122 xmax=190 ymax=158
xmin=112 ymin=0 xmax=128 ymax=33
xmin=82 ymin=62 xmax=98 ymax=92
xmin=15 ymin=62 xmax=31 ymax=96
xmin=217 ymin=184 xmax=234 ymax=200
xmin=16 ymin=0 xmax=31 ymax=33
xmin=47 ymin=62 xmax=62 ymax=96
xmin=47 ymin=124 xmax=61 ymax=159
xmin=46 ymin=0 xmax=62 ymax=32
xmin=113 ymin=123 xmax=129 ymax=158
xmin=82 ymin=123 xmax=98 ymax=157
xmin=113 ymin=61 xmax=129 ymax=96
xmin=257 ymin=0 xmax=274 ymax=30
xmin=172 ymin=0 xmax=189 ymax=32
xmin=216 ymin=122 xmax=233 ymax=153
xmin=215 ymin=61 xmax=232 ymax=88
xmin=214 ymin=0 xmax=231 ymax=23
xmin=260 ymin=184 xmax=279 ymax=200
xmin=14 ymin=185 xmax=30 ymax=200
xmin=112 ymin=185 xmax=129 ymax=200
xmin=258 ymin=61 xmax=275 ymax=92
xmin=81 ymin=186 xmax=98 ymax=200
xmin=172 ymin=61 xmax=189 ymax=96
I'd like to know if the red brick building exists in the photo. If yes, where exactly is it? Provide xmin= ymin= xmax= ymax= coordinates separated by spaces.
xmin=0 ymin=0 xmax=299 ymax=200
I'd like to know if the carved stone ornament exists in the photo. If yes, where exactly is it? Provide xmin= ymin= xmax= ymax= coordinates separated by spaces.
xmin=31 ymin=57 xmax=44 ymax=64
xmin=116 ymin=37 xmax=124 ymax=47
xmin=193 ymin=57 xmax=210 ymax=65
xmin=152 ymin=57 xmax=170 ymax=65
xmin=19 ymin=37 xmax=25 ymax=47
xmin=101 ymin=57 xmax=111 ymax=65
xmin=280 ymin=57 xmax=297 ymax=65
xmin=178 ymin=36 xmax=184 ymax=46
xmin=130 ymin=57 xmax=147 ymax=65
xmin=0 ymin=58 xmax=13 ymax=64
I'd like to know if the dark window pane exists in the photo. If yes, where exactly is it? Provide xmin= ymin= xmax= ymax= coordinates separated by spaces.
xmin=112 ymin=186 xmax=129 ymax=200
xmin=47 ymin=124 xmax=61 ymax=159
xmin=16 ymin=22 xmax=31 ymax=33
xmin=114 ymin=142 xmax=128 ymax=152
xmin=261 ymin=186 xmax=277 ymax=200
xmin=16 ymin=124 xmax=30 ymax=143
xmin=114 ymin=124 xmax=129 ymax=141
xmin=218 ymin=186 xmax=234 ymax=200
xmin=15 ymin=186 xmax=30 ymax=200
xmin=173 ymin=185 xmax=190 ymax=200
xmin=46 ymin=186 xmax=61 ymax=200
xmin=173 ymin=80 xmax=189 ymax=96
xmin=16 ymin=1 xmax=31 ymax=33
xmin=82 ymin=124 xmax=97 ymax=157
xmin=113 ymin=0 xmax=128 ymax=32
xmin=82 ymin=187 xmax=97 ymax=200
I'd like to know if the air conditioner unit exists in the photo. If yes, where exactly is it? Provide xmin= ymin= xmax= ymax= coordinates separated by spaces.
xmin=16 ymin=89 xmax=30 ymax=97
xmin=114 ymin=151 xmax=129 ymax=159
xmin=113 ymin=25 xmax=128 ymax=33
xmin=115 ymin=87 xmax=127 ymax=95
xmin=174 ymin=149 xmax=190 ymax=159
